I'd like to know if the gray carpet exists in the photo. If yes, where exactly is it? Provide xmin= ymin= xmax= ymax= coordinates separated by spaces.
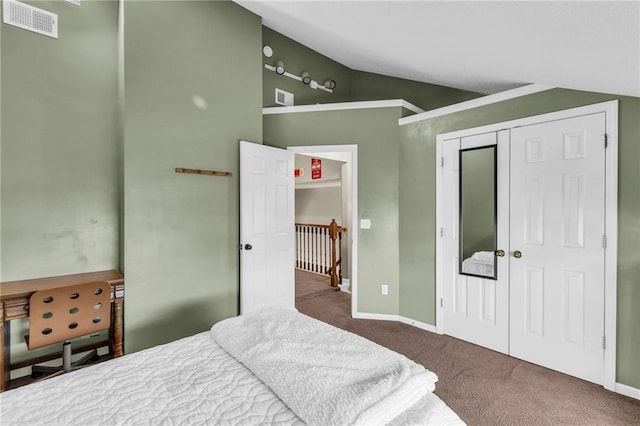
xmin=295 ymin=269 xmax=640 ymax=425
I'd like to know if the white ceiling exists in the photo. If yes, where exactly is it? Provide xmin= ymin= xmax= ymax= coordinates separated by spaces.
xmin=235 ymin=0 xmax=640 ymax=97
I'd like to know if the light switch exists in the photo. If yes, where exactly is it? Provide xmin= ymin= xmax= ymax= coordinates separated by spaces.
xmin=360 ymin=219 xmax=371 ymax=229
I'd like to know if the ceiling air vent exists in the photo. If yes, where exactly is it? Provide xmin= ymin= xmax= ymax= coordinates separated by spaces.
xmin=3 ymin=0 xmax=58 ymax=39
xmin=275 ymin=88 xmax=294 ymax=107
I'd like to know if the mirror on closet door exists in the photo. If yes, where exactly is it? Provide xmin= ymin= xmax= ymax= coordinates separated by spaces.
xmin=459 ymin=145 xmax=497 ymax=279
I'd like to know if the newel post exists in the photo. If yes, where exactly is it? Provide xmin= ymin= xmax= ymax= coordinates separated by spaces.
xmin=329 ymin=219 xmax=339 ymax=287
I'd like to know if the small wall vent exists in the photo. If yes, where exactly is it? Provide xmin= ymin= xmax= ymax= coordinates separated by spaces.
xmin=275 ymin=88 xmax=294 ymax=107
xmin=3 ymin=0 xmax=58 ymax=39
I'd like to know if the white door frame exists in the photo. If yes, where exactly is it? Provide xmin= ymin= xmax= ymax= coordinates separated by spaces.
xmin=435 ymin=100 xmax=618 ymax=391
xmin=288 ymin=145 xmax=358 ymax=316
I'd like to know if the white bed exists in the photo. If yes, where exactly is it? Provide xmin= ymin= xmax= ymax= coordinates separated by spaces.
xmin=1 ymin=307 xmax=464 ymax=425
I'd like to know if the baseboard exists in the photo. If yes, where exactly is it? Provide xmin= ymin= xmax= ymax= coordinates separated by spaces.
xmin=616 ymin=382 xmax=640 ymax=400
xmin=398 ymin=316 xmax=437 ymax=333
xmin=339 ymin=278 xmax=351 ymax=293
xmin=352 ymin=312 xmax=399 ymax=322
xmin=352 ymin=312 xmax=438 ymax=333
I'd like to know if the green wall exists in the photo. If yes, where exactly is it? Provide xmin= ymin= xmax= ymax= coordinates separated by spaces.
xmin=350 ymin=70 xmax=480 ymax=111
xmin=399 ymin=88 xmax=640 ymax=388
xmin=123 ymin=0 xmax=262 ymax=353
xmin=1 ymin=0 xmax=119 ymax=368
xmin=264 ymin=107 xmax=408 ymax=315
xmin=1 ymin=0 xmax=262 ymax=366
xmin=1 ymin=0 xmax=119 ymax=281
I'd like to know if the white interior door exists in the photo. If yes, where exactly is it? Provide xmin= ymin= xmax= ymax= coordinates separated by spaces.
xmin=442 ymin=131 xmax=510 ymax=354
xmin=240 ymin=141 xmax=295 ymax=314
xmin=509 ymin=113 xmax=606 ymax=384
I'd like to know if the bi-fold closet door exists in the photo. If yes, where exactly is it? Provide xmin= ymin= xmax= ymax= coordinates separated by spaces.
xmin=442 ymin=112 xmax=607 ymax=385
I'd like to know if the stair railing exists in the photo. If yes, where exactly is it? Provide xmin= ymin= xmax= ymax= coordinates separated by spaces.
xmin=295 ymin=219 xmax=346 ymax=287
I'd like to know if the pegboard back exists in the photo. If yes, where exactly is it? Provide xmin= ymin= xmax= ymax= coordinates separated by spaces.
xmin=28 ymin=281 xmax=111 ymax=349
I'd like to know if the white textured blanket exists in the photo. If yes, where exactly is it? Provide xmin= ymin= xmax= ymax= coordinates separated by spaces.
xmin=211 ymin=307 xmax=438 ymax=426
xmin=1 ymin=332 xmax=303 ymax=425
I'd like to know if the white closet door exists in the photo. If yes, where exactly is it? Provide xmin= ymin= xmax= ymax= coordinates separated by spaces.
xmin=509 ymin=113 xmax=606 ymax=384
xmin=442 ymin=131 xmax=510 ymax=354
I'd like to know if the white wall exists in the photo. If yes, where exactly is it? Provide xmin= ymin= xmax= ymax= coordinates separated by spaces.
xmin=295 ymin=187 xmax=342 ymax=225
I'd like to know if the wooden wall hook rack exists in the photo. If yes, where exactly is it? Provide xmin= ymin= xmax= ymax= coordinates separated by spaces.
xmin=175 ymin=167 xmax=232 ymax=177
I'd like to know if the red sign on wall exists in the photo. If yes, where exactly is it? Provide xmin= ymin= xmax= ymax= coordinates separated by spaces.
xmin=311 ymin=158 xmax=322 ymax=180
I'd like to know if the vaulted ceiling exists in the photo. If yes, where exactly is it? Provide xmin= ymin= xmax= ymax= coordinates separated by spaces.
xmin=235 ymin=1 xmax=640 ymax=97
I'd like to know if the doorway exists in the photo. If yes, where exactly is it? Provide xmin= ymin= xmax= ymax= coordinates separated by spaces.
xmin=294 ymin=153 xmax=348 ymax=290
xmin=288 ymin=145 xmax=358 ymax=316
xmin=436 ymin=101 xmax=618 ymax=390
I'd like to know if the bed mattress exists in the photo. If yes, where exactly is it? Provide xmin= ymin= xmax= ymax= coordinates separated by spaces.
xmin=1 ymin=313 xmax=464 ymax=425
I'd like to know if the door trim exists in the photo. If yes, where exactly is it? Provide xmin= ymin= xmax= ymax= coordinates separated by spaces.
xmin=287 ymin=145 xmax=359 ymax=317
xmin=435 ymin=100 xmax=618 ymax=391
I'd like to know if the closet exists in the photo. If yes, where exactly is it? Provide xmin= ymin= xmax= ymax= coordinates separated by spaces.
xmin=436 ymin=103 xmax=617 ymax=387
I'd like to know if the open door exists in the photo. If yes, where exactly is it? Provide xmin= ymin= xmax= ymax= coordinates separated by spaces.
xmin=240 ymin=141 xmax=295 ymax=314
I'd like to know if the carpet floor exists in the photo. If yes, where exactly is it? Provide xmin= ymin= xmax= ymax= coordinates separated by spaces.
xmin=295 ymin=269 xmax=640 ymax=425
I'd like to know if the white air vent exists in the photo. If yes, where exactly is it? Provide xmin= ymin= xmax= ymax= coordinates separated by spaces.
xmin=275 ymin=88 xmax=294 ymax=106
xmin=3 ymin=0 xmax=58 ymax=39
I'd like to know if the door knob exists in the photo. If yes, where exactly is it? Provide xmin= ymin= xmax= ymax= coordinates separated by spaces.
xmin=513 ymin=250 xmax=522 ymax=258
xmin=244 ymin=244 xmax=253 ymax=251
xmin=495 ymin=249 xmax=505 ymax=257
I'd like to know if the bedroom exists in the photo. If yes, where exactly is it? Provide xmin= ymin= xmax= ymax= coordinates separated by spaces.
xmin=0 ymin=0 xmax=638 ymax=423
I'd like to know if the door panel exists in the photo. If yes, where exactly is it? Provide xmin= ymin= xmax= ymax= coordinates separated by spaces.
xmin=562 ymin=173 xmax=586 ymax=247
xmin=509 ymin=113 xmax=606 ymax=384
xmin=524 ymin=175 xmax=545 ymax=245
xmin=523 ymin=265 xmax=544 ymax=336
xmin=240 ymin=141 xmax=295 ymax=314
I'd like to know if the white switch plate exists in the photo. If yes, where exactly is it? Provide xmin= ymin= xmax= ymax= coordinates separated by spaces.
xmin=381 ymin=284 xmax=388 ymax=295
xmin=360 ymin=219 xmax=371 ymax=229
